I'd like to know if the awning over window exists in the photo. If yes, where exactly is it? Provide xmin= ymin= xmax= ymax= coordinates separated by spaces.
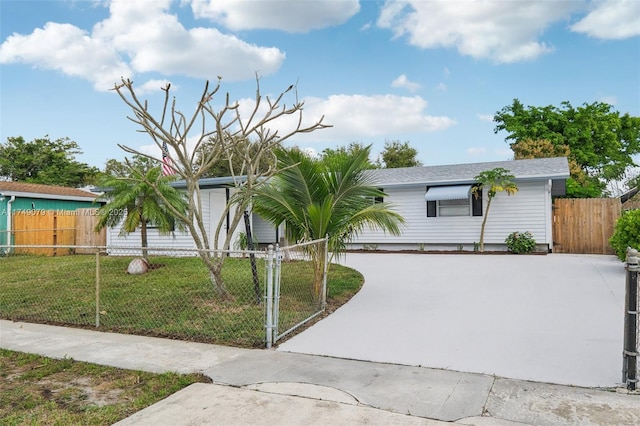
xmin=425 ymin=185 xmax=472 ymax=201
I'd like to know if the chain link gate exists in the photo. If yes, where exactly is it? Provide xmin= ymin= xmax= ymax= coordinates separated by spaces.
xmin=264 ymin=238 xmax=329 ymax=348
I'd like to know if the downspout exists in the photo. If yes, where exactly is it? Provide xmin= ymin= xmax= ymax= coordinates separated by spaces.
xmin=4 ymin=195 xmax=16 ymax=255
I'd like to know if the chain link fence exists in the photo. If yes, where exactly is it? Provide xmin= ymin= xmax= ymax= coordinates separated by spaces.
xmin=624 ymin=248 xmax=640 ymax=391
xmin=0 ymin=239 xmax=328 ymax=348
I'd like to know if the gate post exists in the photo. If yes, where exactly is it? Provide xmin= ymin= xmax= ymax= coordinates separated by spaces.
xmin=623 ymin=248 xmax=639 ymax=390
xmin=265 ymin=244 xmax=274 ymax=349
xmin=272 ymin=244 xmax=282 ymax=342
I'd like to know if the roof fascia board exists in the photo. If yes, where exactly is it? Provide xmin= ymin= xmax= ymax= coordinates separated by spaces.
xmin=378 ymin=174 xmax=568 ymax=188
xmin=0 ymin=190 xmax=97 ymax=202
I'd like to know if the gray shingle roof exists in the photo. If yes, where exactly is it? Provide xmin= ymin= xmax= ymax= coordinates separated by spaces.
xmin=368 ymin=157 xmax=570 ymax=187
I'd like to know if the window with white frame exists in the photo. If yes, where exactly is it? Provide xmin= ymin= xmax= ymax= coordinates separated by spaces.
xmin=426 ymin=185 xmax=483 ymax=217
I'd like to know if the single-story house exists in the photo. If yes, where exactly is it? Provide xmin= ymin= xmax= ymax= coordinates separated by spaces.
xmin=350 ymin=156 xmax=569 ymax=252
xmin=105 ymin=156 xmax=569 ymax=253
xmin=0 ymin=181 xmax=101 ymax=248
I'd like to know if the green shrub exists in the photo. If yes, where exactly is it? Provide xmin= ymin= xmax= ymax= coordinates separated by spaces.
xmin=505 ymin=231 xmax=536 ymax=254
xmin=609 ymin=209 xmax=640 ymax=261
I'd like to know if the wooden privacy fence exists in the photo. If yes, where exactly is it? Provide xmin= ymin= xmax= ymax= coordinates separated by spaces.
xmin=11 ymin=208 xmax=105 ymax=256
xmin=552 ymin=198 xmax=621 ymax=255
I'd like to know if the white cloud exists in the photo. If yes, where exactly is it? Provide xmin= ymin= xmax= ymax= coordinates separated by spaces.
xmin=136 ymin=143 xmax=164 ymax=160
xmin=94 ymin=0 xmax=284 ymax=80
xmin=127 ymin=133 xmax=202 ymax=162
xmin=310 ymin=94 xmax=456 ymax=139
xmin=377 ymin=0 xmax=581 ymax=63
xmin=477 ymin=114 xmax=494 ymax=123
xmin=467 ymin=147 xmax=486 ymax=156
xmin=0 ymin=0 xmax=285 ymax=91
xmin=0 ymin=22 xmax=131 ymax=90
xmin=571 ymin=0 xmax=640 ymax=39
xmin=136 ymin=79 xmax=175 ymax=95
xmin=391 ymin=74 xmax=421 ymax=92
xmin=267 ymin=93 xmax=457 ymax=144
xmin=231 ymin=92 xmax=456 ymax=145
xmin=190 ymin=0 xmax=360 ymax=33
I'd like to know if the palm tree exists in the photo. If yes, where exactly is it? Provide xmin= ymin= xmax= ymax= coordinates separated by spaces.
xmin=472 ymin=167 xmax=518 ymax=252
xmin=252 ymin=146 xmax=405 ymax=299
xmin=95 ymin=166 xmax=188 ymax=259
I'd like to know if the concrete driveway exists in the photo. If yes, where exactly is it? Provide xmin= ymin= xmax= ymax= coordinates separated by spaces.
xmin=277 ymin=253 xmax=626 ymax=388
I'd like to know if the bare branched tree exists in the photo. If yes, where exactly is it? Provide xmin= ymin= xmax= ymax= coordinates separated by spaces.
xmin=111 ymin=76 xmax=330 ymax=299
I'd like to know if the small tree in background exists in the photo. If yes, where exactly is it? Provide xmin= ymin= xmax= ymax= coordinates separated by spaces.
xmin=321 ymin=142 xmax=377 ymax=169
xmin=510 ymin=138 xmax=598 ymax=198
xmin=377 ymin=140 xmax=422 ymax=168
xmin=0 ymin=136 xmax=99 ymax=186
xmin=494 ymin=99 xmax=640 ymax=198
xmin=472 ymin=167 xmax=518 ymax=252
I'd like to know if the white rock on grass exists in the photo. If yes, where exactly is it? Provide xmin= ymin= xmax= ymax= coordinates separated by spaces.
xmin=127 ymin=258 xmax=150 ymax=275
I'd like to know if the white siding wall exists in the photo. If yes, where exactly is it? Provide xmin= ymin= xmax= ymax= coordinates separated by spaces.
xmin=106 ymin=188 xmax=244 ymax=252
xmin=351 ymin=180 xmax=552 ymax=250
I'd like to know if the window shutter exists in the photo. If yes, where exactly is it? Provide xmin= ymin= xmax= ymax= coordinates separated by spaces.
xmin=427 ymin=200 xmax=436 ymax=217
xmin=472 ymin=185 xmax=483 ymax=216
xmin=375 ymin=188 xmax=384 ymax=204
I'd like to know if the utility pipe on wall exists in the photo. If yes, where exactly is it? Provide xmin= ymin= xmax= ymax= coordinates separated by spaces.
xmin=3 ymin=195 xmax=15 ymax=255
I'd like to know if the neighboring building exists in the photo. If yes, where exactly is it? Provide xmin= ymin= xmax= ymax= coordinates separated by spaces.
xmin=0 ymin=181 xmax=100 ymax=248
xmin=106 ymin=157 xmax=570 ymax=253
xmin=350 ymin=156 xmax=570 ymax=252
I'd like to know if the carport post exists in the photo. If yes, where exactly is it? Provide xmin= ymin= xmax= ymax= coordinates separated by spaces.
xmin=623 ymin=248 xmax=639 ymax=390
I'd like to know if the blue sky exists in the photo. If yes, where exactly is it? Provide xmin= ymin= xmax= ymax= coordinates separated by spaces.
xmin=1 ymin=0 xmax=639 ymax=170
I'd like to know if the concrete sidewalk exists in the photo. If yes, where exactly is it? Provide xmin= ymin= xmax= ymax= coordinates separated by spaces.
xmin=2 ymin=320 xmax=639 ymax=425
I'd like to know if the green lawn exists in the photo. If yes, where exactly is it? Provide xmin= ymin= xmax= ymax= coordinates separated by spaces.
xmin=0 ymin=254 xmax=363 ymax=347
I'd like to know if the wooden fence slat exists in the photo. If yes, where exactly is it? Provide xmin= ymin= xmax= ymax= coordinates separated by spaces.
xmin=75 ymin=208 xmax=105 ymax=252
xmin=13 ymin=211 xmax=55 ymax=255
xmin=11 ymin=209 xmax=106 ymax=256
xmin=553 ymin=198 xmax=621 ymax=255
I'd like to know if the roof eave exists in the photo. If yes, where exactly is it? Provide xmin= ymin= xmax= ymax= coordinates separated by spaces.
xmin=376 ymin=173 xmax=570 ymax=188
xmin=0 ymin=190 xmax=99 ymax=202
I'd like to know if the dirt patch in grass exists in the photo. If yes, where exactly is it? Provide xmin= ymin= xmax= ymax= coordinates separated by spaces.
xmin=0 ymin=349 xmax=210 ymax=425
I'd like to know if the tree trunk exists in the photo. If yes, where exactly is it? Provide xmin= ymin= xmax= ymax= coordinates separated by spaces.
xmin=141 ymin=220 xmax=149 ymax=260
xmin=200 ymin=252 xmax=233 ymax=300
xmin=312 ymin=244 xmax=327 ymax=306
xmin=479 ymin=198 xmax=493 ymax=252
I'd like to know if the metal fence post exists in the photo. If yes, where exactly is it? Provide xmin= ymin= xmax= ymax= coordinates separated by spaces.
xmin=95 ymin=250 xmax=100 ymax=328
xmin=265 ymin=244 xmax=274 ymax=349
xmin=623 ymin=248 xmax=638 ymax=390
xmin=321 ymin=236 xmax=329 ymax=309
xmin=273 ymin=244 xmax=282 ymax=342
